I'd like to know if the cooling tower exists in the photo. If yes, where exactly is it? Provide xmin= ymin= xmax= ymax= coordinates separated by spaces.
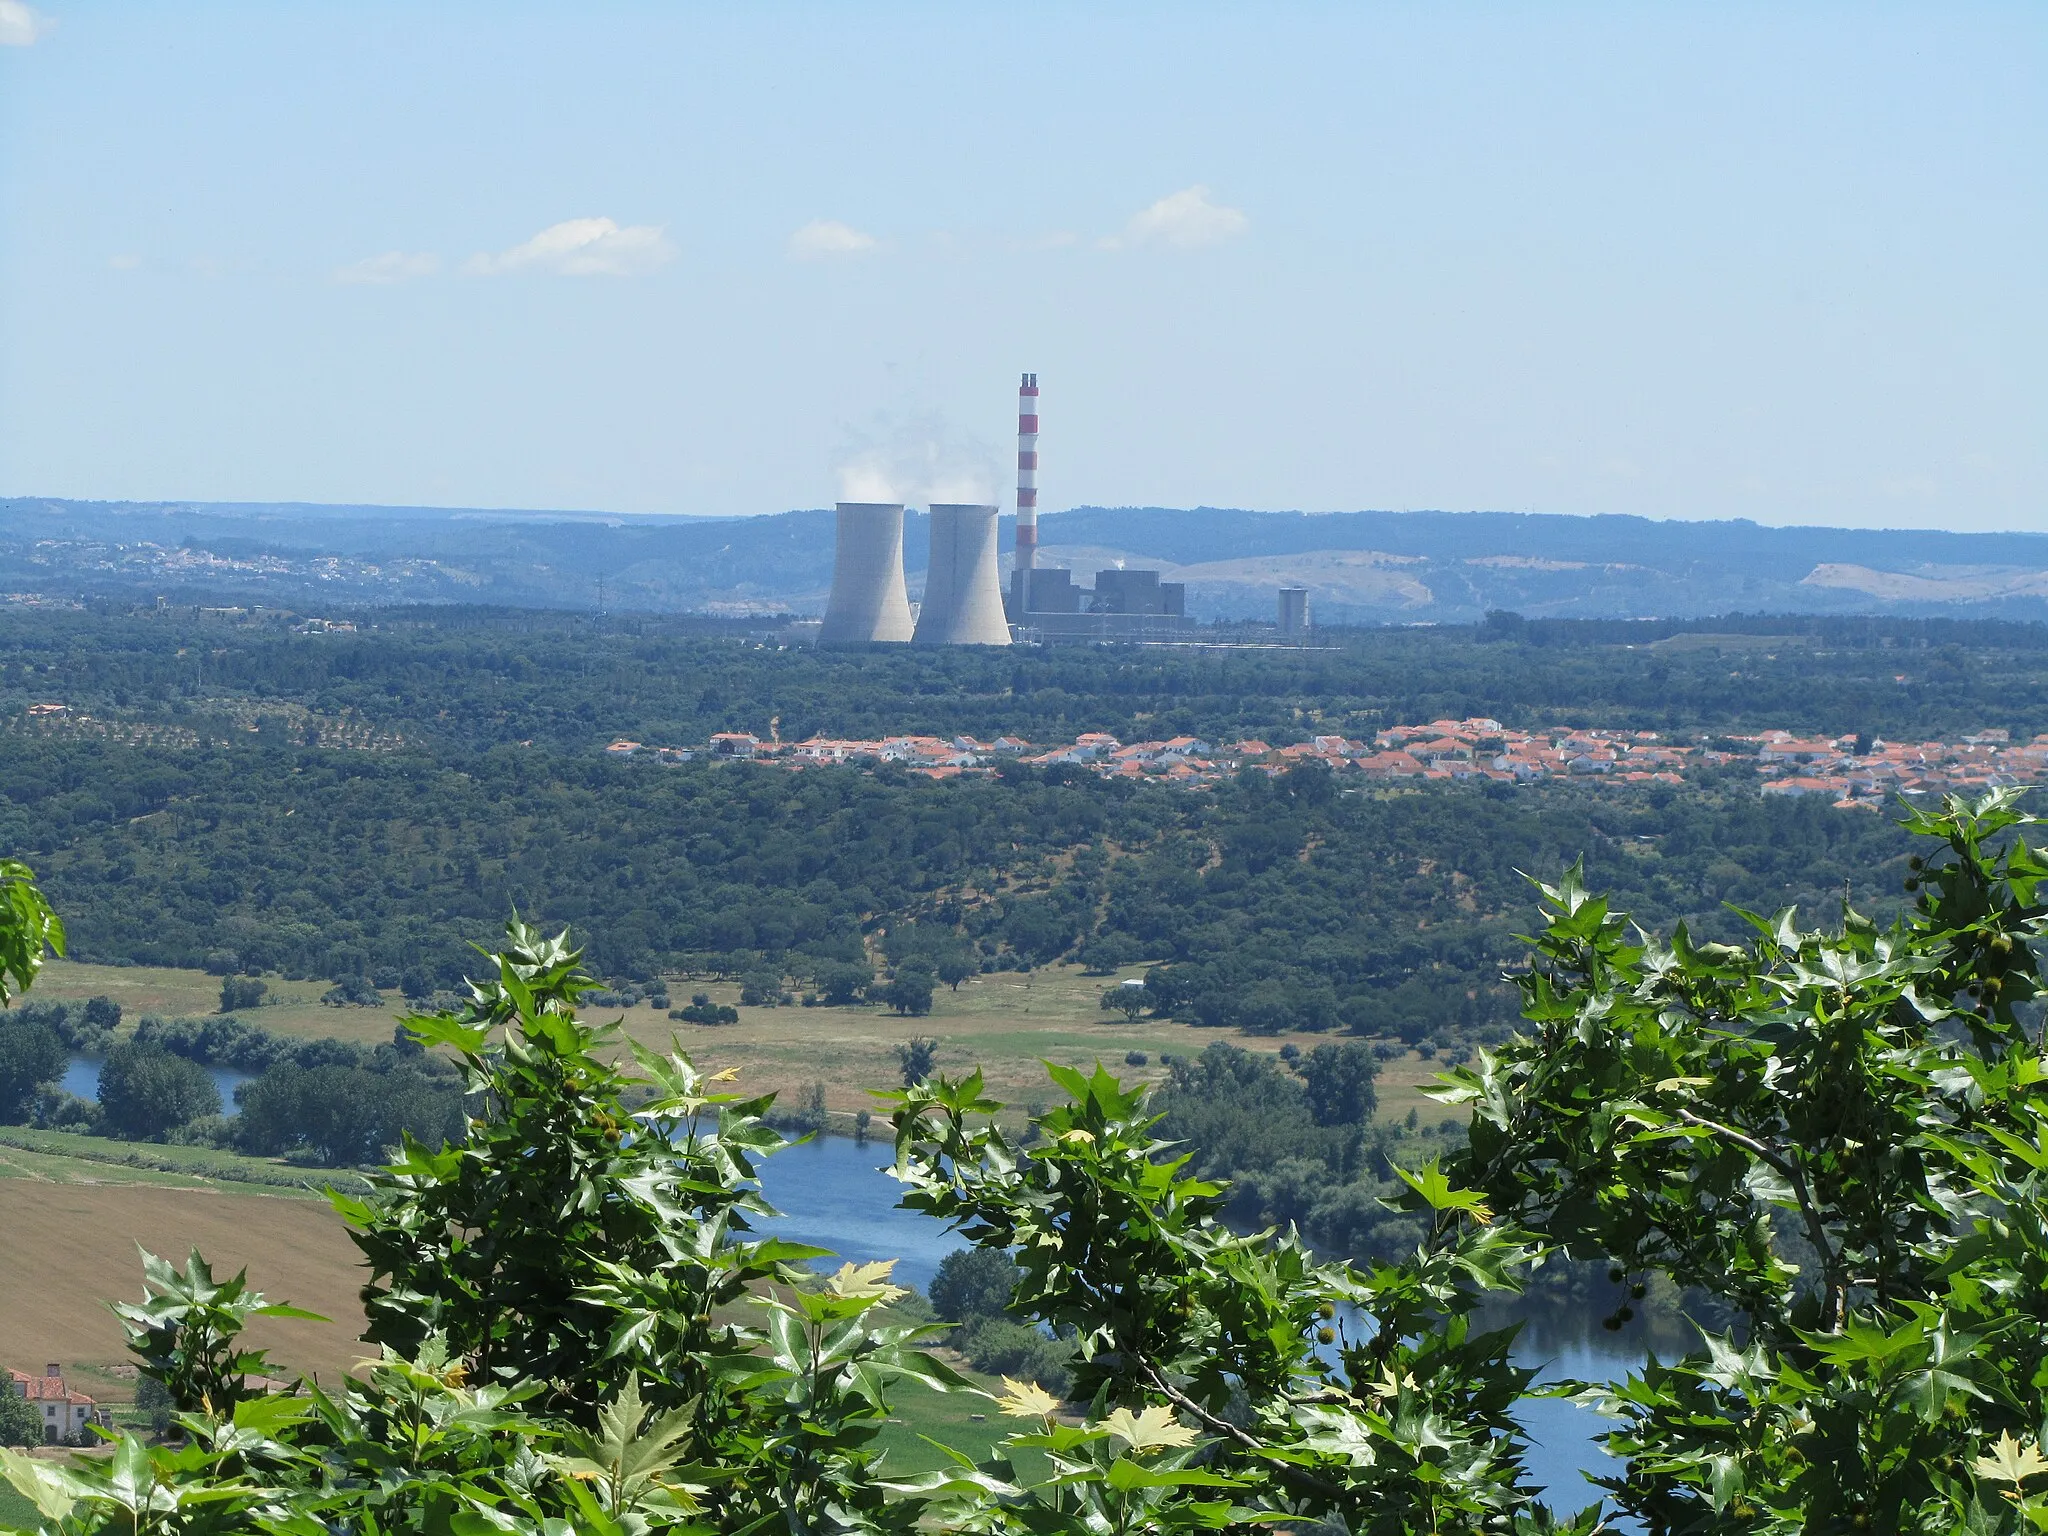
xmin=914 ymin=503 xmax=1011 ymax=647
xmin=819 ymin=502 xmax=914 ymax=645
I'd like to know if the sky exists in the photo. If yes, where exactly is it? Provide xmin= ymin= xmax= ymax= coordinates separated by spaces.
xmin=1 ymin=2 xmax=2042 ymax=530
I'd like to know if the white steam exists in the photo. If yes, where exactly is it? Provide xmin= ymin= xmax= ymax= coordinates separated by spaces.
xmin=835 ymin=414 xmax=1003 ymax=506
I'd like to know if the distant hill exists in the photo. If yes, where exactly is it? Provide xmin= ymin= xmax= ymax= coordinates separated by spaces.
xmin=6 ymin=496 xmax=2048 ymax=623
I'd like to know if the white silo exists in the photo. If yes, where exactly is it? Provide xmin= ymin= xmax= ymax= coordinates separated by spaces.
xmin=914 ymin=504 xmax=1011 ymax=646
xmin=819 ymin=502 xmax=915 ymax=645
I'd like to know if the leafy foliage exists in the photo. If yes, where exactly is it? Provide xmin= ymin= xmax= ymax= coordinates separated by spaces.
xmin=1443 ymin=788 xmax=2048 ymax=1531
xmin=9 ymin=792 xmax=2048 ymax=1534
xmin=0 ymin=858 xmax=62 ymax=1007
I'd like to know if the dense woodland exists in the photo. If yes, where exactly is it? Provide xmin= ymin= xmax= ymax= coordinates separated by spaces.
xmin=0 ymin=604 xmax=2000 ymax=1044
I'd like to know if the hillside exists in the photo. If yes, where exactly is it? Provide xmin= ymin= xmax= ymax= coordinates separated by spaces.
xmin=8 ymin=496 xmax=2048 ymax=622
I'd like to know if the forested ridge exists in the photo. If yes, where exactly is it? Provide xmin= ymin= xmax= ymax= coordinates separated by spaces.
xmin=9 ymin=604 xmax=2048 ymax=751
xmin=1 ymin=733 xmax=1915 ymax=1040
xmin=2 ymin=603 xmax=1989 ymax=1038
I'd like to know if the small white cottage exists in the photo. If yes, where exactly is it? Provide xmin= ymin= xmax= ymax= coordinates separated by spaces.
xmin=8 ymin=1364 xmax=105 ymax=1444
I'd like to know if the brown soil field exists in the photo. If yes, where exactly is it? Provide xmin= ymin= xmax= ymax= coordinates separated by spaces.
xmin=0 ymin=1181 xmax=368 ymax=1391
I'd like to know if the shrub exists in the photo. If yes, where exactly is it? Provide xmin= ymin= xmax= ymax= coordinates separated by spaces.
xmin=0 ymin=1016 xmax=64 ymax=1123
xmin=928 ymin=1246 xmax=1021 ymax=1327
xmin=219 ymin=976 xmax=268 ymax=1012
xmin=97 ymin=1039 xmax=220 ymax=1140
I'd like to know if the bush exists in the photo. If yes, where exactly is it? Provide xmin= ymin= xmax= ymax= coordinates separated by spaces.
xmin=811 ymin=962 xmax=873 ymax=1006
xmin=0 ymin=1385 xmax=40 ymax=1447
xmin=739 ymin=970 xmax=786 ymax=1007
xmin=0 ymin=1016 xmax=65 ymax=1123
xmin=959 ymin=1319 xmax=1072 ymax=1397
xmin=320 ymin=976 xmax=380 ymax=1007
xmin=928 ymin=1246 xmax=1021 ymax=1327
xmin=219 ymin=976 xmax=268 ymax=1012
xmin=97 ymin=1040 xmax=221 ymax=1140
xmin=670 ymin=1000 xmax=739 ymax=1026
xmin=882 ymin=967 xmax=934 ymax=1016
xmin=1123 ymin=1050 xmax=1148 ymax=1066
xmin=895 ymin=1035 xmax=939 ymax=1087
xmin=236 ymin=1061 xmax=463 ymax=1166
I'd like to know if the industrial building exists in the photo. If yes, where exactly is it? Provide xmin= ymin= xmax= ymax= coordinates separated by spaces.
xmin=815 ymin=372 xmax=1200 ymax=647
xmin=913 ymin=503 xmax=1010 ymax=646
xmin=1278 ymin=587 xmax=1310 ymax=637
xmin=818 ymin=502 xmax=914 ymax=645
xmin=1001 ymin=374 xmax=1194 ymax=644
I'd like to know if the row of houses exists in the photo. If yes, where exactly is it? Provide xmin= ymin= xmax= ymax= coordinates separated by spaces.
xmin=602 ymin=720 xmax=2048 ymax=803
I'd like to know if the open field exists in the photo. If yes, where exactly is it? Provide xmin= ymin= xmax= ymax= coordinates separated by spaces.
xmin=34 ymin=958 xmax=1458 ymax=1128
xmin=0 ymin=1178 xmax=367 ymax=1389
xmin=0 ymin=1127 xmax=359 ymax=1196
xmin=33 ymin=959 xmax=400 ymax=1046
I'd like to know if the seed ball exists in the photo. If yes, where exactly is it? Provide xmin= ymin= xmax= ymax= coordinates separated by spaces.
xmin=1630 ymin=1283 xmax=1647 ymax=1299
xmin=1601 ymin=1315 xmax=1623 ymax=1332
xmin=1316 ymin=1326 xmax=1336 ymax=1345
xmin=1904 ymin=878 xmax=1919 ymax=891
xmin=1908 ymin=856 xmax=1924 ymax=871
xmin=1616 ymin=1305 xmax=1635 ymax=1323
xmin=1607 ymin=1267 xmax=1625 ymax=1283
xmin=1317 ymin=1302 xmax=1336 ymax=1320
xmin=1984 ymin=977 xmax=2003 ymax=996
xmin=1991 ymin=933 xmax=2014 ymax=954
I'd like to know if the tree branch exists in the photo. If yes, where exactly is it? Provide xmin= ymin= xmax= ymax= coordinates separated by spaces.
xmin=1671 ymin=1106 xmax=1843 ymax=1328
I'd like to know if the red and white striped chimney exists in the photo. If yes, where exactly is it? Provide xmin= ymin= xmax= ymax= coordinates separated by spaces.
xmin=1016 ymin=372 xmax=1039 ymax=573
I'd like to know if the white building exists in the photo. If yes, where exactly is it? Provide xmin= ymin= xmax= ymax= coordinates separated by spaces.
xmin=9 ymin=1365 xmax=105 ymax=1444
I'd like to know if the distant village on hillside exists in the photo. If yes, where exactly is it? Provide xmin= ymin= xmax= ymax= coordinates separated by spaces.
xmin=605 ymin=718 xmax=2043 ymax=809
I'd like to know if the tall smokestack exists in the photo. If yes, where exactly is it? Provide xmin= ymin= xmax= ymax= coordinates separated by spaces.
xmin=1016 ymin=372 xmax=1039 ymax=579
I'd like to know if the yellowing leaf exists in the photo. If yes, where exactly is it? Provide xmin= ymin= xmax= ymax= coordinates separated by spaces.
xmin=1057 ymin=1129 xmax=1097 ymax=1145
xmin=709 ymin=1066 xmax=742 ymax=1082
xmin=1974 ymin=1431 xmax=2048 ymax=1485
xmin=996 ymin=1376 xmax=1061 ymax=1419
xmin=827 ymin=1259 xmax=908 ymax=1303
xmin=1101 ymin=1404 xmax=1197 ymax=1452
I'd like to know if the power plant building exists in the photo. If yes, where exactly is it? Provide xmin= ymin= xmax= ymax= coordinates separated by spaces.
xmin=818 ymin=502 xmax=915 ymax=645
xmin=914 ymin=504 xmax=1010 ymax=646
xmin=815 ymin=371 xmax=1194 ymax=648
xmin=1278 ymin=587 xmax=1310 ymax=637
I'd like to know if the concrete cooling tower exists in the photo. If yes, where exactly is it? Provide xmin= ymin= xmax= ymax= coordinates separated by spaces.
xmin=914 ymin=503 xmax=1011 ymax=647
xmin=819 ymin=502 xmax=915 ymax=645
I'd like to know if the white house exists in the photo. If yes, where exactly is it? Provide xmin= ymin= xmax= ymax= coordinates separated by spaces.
xmin=9 ymin=1365 xmax=106 ymax=1444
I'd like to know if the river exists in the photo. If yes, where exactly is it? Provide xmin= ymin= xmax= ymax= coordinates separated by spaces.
xmin=755 ymin=1133 xmax=1640 ymax=1519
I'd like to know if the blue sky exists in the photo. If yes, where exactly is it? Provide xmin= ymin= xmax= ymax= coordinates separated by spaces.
xmin=1 ymin=3 xmax=2041 ymax=529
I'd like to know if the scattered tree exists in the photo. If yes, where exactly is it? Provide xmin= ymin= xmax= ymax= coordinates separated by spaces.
xmin=96 ymin=1039 xmax=221 ymax=1140
xmin=895 ymin=1034 xmax=939 ymax=1086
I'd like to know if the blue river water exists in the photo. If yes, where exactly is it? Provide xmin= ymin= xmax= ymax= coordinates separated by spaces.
xmin=754 ymin=1133 xmax=1637 ymax=1519
xmin=62 ymin=1054 xmax=256 ymax=1115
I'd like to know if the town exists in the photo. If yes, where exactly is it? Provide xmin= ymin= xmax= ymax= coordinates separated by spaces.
xmin=604 ymin=717 xmax=2047 ymax=806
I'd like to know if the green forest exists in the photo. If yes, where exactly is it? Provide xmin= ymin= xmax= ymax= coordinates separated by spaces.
xmin=7 ymin=602 xmax=2014 ymax=1045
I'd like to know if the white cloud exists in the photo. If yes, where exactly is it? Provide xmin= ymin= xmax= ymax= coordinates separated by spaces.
xmin=1108 ymin=185 xmax=1248 ymax=250
xmin=334 ymin=251 xmax=440 ymax=285
xmin=0 ymin=1 xmax=53 ymax=46
xmin=463 ymin=217 xmax=674 ymax=278
xmin=789 ymin=219 xmax=878 ymax=259
xmin=107 ymin=254 xmax=142 ymax=271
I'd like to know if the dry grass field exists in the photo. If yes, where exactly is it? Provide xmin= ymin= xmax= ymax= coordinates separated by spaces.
xmin=33 ymin=959 xmax=397 ymax=1046
xmin=34 ymin=957 xmax=1457 ymax=1128
xmin=0 ymin=1178 xmax=367 ymax=1392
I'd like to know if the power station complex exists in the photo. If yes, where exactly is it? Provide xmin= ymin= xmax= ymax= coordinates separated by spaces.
xmin=818 ymin=375 xmax=1197 ymax=647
